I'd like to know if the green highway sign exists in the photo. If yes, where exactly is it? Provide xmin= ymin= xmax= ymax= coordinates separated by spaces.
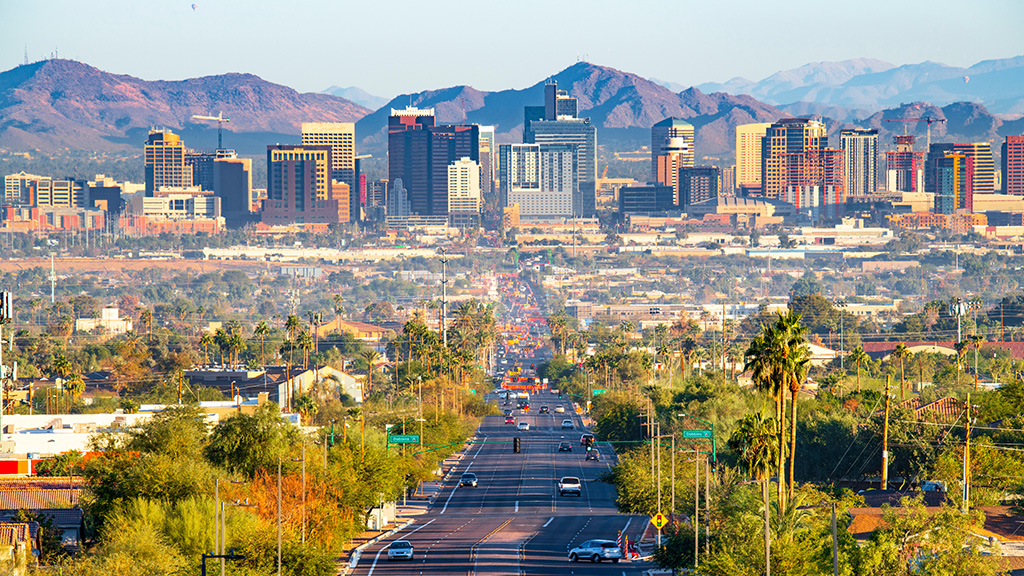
xmin=682 ymin=429 xmax=712 ymax=440
xmin=389 ymin=434 xmax=420 ymax=444
xmin=592 ymin=389 xmax=606 ymax=395
xmin=469 ymin=389 xmax=476 ymax=395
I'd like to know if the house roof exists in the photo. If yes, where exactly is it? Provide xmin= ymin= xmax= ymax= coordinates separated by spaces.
xmin=885 ymin=396 xmax=964 ymax=423
xmin=0 ymin=489 xmax=81 ymax=510
xmin=0 ymin=508 xmax=83 ymax=528
xmin=862 ymin=341 xmax=1024 ymax=361
xmin=0 ymin=522 xmax=31 ymax=546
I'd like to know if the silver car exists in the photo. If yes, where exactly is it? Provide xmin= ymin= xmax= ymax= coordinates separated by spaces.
xmin=568 ymin=539 xmax=622 ymax=563
xmin=387 ymin=539 xmax=414 ymax=561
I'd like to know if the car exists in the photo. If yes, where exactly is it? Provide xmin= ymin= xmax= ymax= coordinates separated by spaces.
xmin=505 ymin=415 xmax=516 ymax=424
xmin=503 ymin=409 xmax=513 ymax=417
xmin=586 ymin=450 xmax=600 ymax=461
xmin=539 ymin=406 xmax=550 ymax=414
xmin=580 ymin=433 xmax=595 ymax=446
xmin=554 ymin=406 xmax=566 ymax=413
xmin=568 ymin=540 xmax=622 ymax=563
xmin=387 ymin=539 xmax=414 ymax=561
xmin=517 ymin=421 xmax=530 ymax=431
xmin=460 ymin=473 xmax=478 ymax=487
xmin=558 ymin=441 xmax=572 ymax=452
xmin=561 ymin=419 xmax=574 ymax=430
xmin=558 ymin=476 xmax=582 ymax=497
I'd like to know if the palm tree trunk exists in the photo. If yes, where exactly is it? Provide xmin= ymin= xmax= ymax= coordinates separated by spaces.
xmin=776 ymin=391 xmax=785 ymax=507
xmin=788 ymin=384 xmax=798 ymax=500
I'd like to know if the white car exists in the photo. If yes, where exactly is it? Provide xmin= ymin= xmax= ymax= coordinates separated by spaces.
xmin=568 ymin=539 xmax=622 ymax=563
xmin=387 ymin=539 xmax=414 ymax=561
xmin=554 ymin=406 xmax=566 ymax=413
xmin=561 ymin=419 xmax=574 ymax=430
xmin=517 ymin=421 xmax=530 ymax=431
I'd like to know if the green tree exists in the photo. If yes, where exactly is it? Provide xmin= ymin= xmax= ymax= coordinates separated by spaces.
xmin=205 ymin=403 xmax=301 ymax=478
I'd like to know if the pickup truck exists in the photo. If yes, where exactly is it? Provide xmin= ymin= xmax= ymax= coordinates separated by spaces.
xmin=558 ymin=476 xmax=582 ymax=497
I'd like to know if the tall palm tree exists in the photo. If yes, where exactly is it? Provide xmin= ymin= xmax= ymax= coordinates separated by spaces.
xmin=775 ymin=311 xmax=810 ymax=500
xmin=954 ymin=340 xmax=971 ymax=387
xmin=728 ymin=410 xmax=780 ymax=504
xmin=745 ymin=316 xmax=789 ymax=505
xmin=849 ymin=346 xmax=869 ymax=391
xmin=892 ymin=343 xmax=911 ymax=399
xmin=228 ymin=332 xmax=247 ymax=366
xmin=139 ymin=308 xmax=154 ymax=343
xmin=254 ymin=321 xmax=270 ymax=365
xmin=199 ymin=333 xmax=214 ymax=365
xmin=361 ymin=350 xmax=380 ymax=398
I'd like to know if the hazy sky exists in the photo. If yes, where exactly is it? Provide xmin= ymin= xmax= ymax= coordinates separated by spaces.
xmin=2 ymin=0 xmax=1022 ymax=98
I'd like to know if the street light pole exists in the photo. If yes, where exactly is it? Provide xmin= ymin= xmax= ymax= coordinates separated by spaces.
xmin=278 ymin=455 xmax=302 ymax=576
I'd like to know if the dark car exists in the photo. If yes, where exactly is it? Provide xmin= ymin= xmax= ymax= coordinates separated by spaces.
xmin=580 ymin=433 xmax=595 ymax=447
xmin=586 ymin=450 xmax=600 ymax=461
xmin=558 ymin=441 xmax=572 ymax=452
xmin=539 ymin=406 xmax=550 ymax=414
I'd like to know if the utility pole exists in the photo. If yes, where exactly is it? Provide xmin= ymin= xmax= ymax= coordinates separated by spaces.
xmin=963 ymin=393 xmax=972 ymax=513
xmin=881 ymin=375 xmax=891 ymax=490
xmin=694 ymin=449 xmax=699 ymax=568
xmin=439 ymin=248 xmax=449 ymax=347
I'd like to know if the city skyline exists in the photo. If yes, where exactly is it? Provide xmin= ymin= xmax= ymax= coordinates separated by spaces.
xmin=1 ymin=0 xmax=1021 ymax=98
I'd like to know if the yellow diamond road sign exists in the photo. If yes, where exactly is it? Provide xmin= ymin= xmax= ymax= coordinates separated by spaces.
xmin=651 ymin=513 xmax=668 ymax=530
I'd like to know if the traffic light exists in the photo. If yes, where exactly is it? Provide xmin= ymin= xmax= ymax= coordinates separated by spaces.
xmin=513 ymin=437 xmax=521 ymax=453
xmin=558 ymin=392 xmax=563 ymax=399
xmin=584 ymin=436 xmax=595 ymax=451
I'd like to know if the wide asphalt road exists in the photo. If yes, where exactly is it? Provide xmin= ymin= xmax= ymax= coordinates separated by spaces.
xmin=351 ymin=390 xmax=650 ymax=576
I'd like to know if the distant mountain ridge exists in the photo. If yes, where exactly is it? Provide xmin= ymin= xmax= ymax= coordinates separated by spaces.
xmin=321 ymin=86 xmax=389 ymax=110
xmin=691 ymin=56 xmax=1024 ymax=114
xmin=0 ymin=59 xmax=369 ymax=153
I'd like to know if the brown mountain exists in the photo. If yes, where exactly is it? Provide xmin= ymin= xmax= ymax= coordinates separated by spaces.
xmin=0 ymin=59 xmax=370 ymax=152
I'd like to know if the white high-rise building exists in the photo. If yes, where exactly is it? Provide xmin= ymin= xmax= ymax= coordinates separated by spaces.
xmin=840 ymin=129 xmax=878 ymax=196
xmin=447 ymin=157 xmax=482 ymax=227
xmin=499 ymin=144 xmax=574 ymax=218
xmin=735 ymin=123 xmax=771 ymax=191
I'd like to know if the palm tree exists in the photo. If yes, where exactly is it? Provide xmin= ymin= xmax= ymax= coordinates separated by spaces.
xmin=139 ymin=308 xmax=154 ymax=343
xmin=892 ymin=343 xmax=911 ymax=400
xmin=349 ymin=406 xmax=365 ymax=461
xmin=361 ymin=350 xmax=380 ymax=398
xmin=199 ymin=333 xmax=214 ymax=365
xmin=49 ymin=353 xmax=73 ymax=380
xmin=776 ymin=311 xmax=810 ymax=501
xmin=728 ymin=410 xmax=780 ymax=504
xmin=969 ymin=334 xmax=984 ymax=389
xmin=744 ymin=315 xmax=790 ymax=505
xmin=254 ymin=321 xmax=270 ymax=365
xmin=955 ymin=340 xmax=971 ymax=387
xmin=228 ymin=332 xmax=247 ymax=366
xmin=849 ymin=346 xmax=869 ymax=391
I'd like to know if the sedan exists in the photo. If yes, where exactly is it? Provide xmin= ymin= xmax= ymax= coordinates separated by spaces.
xmin=568 ymin=539 xmax=622 ymax=563
xmin=561 ymin=419 xmax=574 ymax=430
xmin=460 ymin=473 xmax=478 ymax=487
xmin=517 ymin=421 xmax=530 ymax=431
xmin=554 ymin=406 xmax=566 ymax=414
xmin=539 ymin=406 xmax=550 ymax=414
xmin=586 ymin=450 xmax=600 ymax=461
xmin=558 ymin=441 xmax=573 ymax=452
xmin=387 ymin=540 xmax=414 ymax=561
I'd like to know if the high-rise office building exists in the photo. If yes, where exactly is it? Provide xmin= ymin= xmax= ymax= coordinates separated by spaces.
xmin=618 ymin=184 xmax=675 ymax=214
xmin=447 ymin=157 xmax=482 ymax=227
xmin=262 ymin=145 xmax=349 ymax=225
xmin=761 ymin=118 xmax=828 ymax=202
xmin=214 ymin=157 xmax=254 ymax=228
xmin=30 ymin=179 xmax=86 ymax=208
xmin=522 ymin=81 xmax=596 ymax=217
xmin=303 ymin=122 xmax=357 ymax=221
xmin=735 ymin=123 xmax=771 ymax=193
xmin=680 ymin=166 xmax=720 ymax=208
xmin=722 ymin=166 xmax=736 ymax=195
xmin=840 ymin=129 xmax=878 ymax=197
xmin=885 ymin=135 xmax=925 ymax=193
xmin=654 ymin=136 xmax=689 ymax=205
xmin=925 ymin=142 xmax=993 ymax=200
xmin=1004 ymin=135 xmax=1024 ymax=196
xmin=145 ymin=130 xmax=192 ymax=194
xmin=478 ymin=126 xmax=496 ymax=197
xmin=498 ymin=143 xmax=574 ymax=218
xmin=934 ymin=153 xmax=973 ymax=214
xmin=387 ymin=107 xmax=478 ymax=218
xmin=652 ymin=118 xmax=695 ymax=179
xmin=4 ymin=172 xmax=46 ymax=205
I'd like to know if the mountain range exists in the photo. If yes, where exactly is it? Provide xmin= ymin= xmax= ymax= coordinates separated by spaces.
xmin=690 ymin=56 xmax=1024 ymax=115
xmin=1 ymin=58 xmax=1023 ymax=162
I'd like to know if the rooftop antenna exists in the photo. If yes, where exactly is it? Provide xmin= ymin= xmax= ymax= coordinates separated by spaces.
xmin=23 ymin=44 xmax=28 ymax=66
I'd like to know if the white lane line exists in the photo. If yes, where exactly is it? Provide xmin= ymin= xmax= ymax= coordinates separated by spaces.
xmin=514 ymin=500 xmax=519 ymax=513
xmin=365 ymin=519 xmax=435 ymax=576
xmin=440 ymin=464 xmax=470 ymax=515
xmin=473 ymin=436 xmax=487 ymax=459
xmin=543 ymin=517 xmax=554 ymax=528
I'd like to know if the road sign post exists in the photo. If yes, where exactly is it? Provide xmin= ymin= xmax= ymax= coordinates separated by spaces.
xmin=651 ymin=512 xmax=668 ymax=547
xmin=682 ymin=429 xmax=712 ymax=440
xmin=388 ymin=434 xmax=420 ymax=445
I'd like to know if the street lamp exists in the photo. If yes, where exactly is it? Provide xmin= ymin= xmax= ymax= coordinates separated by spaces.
xmin=797 ymin=502 xmax=839 ymax=576
xmin=221 ymin=498 xmax=255 ymax=576
xmin=278 ymin=455 xmax=303 ymax=576
xmin=833 ymin=300 xmax=847 ymax=371
xmin=214 ymin=478 xmax=245 ymax=576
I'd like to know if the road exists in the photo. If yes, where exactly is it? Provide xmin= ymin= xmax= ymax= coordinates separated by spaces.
xmin=351 ymin=391 xmax=650 ymax=576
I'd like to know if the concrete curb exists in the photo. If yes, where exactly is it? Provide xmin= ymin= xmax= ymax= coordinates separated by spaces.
xmin=341 ymin=519 xmax=415 ymax=575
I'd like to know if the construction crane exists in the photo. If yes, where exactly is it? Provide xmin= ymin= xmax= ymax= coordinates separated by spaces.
xmin=191 ymin=112 xmax=231 ymax=150
xmin=882 ymin=116 xmax=947 ymax=149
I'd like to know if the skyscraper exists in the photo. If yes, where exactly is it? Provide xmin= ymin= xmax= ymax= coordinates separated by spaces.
xmin=387 ymin=107 xmax=479 ymax=218
xmin=498 ymin=143 xmax=574 ymax=219
xmin=478 ymin=126 xmax=496 ymax=197
xmin=1004 ymin=135 xmax=1024 ymax=196
xmin=262 ymin=145 xmax=349 ymax=225
xmin=544 ymin=82 xmax=578 ymax=120
xmin=934 ymin=153 xmax=973 ymax=214
xmin=214 ymin=157 xmax=253 ymax=228
xmin=926 ymin=142 xmax=993 ymax=200
xmin=840 ymin=129 xmax=878 ymax=197
xmin=654 ymin=135 xmax=689 ymax=205
xmin=302 ymin=122 xmax=357 ymax=220
xmin=735 ymin=123 xmax=771 ymax=193
xmin=145 ymin=130 xmax=192 ymax=194
xmin=885 ymin=135 xmax=925 ymax=193
xmin=447 ymin=157 xmax=482 ymax=227
xmin=761 ymin=119 xmax=844 ymax=220
xmin=651 ymin=118 xmax=695 ymax=179
xmin=679 ymin=166 xmax=720 ymax=208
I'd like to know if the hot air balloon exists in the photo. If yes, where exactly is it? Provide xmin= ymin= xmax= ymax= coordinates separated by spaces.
xmin=191 ymin=3 xmax=197 ymax=10
xmin=963 ymin=75 xmax=970 ymax=84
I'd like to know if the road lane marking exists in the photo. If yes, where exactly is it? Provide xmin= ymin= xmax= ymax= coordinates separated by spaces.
xmin=472 ymin=436 xmax=487 ymax=459
xmin=365 ymin=519 xmax=435 ymax=576
xmin=440 ymin=465 xmax=470 ymax=515
xmin=543 ymin=517 xmax=554 ymax=528
xmin=514 ymin=501 xmax=519 ymax=512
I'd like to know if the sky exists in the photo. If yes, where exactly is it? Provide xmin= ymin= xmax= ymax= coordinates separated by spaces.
xmin=2 ymin=0 xmax=1023 ymax=99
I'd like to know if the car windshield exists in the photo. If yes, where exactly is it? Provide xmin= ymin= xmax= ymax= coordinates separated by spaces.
xmin=462 ymin=474 xmax=475 ymax=479
xmin=600 ymin=542 xmax=618 ymax=548
xmin=563 ymin=477 xmax=579 ymax=483
xmin=391 ymin=541 xmax=411 ymax=549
